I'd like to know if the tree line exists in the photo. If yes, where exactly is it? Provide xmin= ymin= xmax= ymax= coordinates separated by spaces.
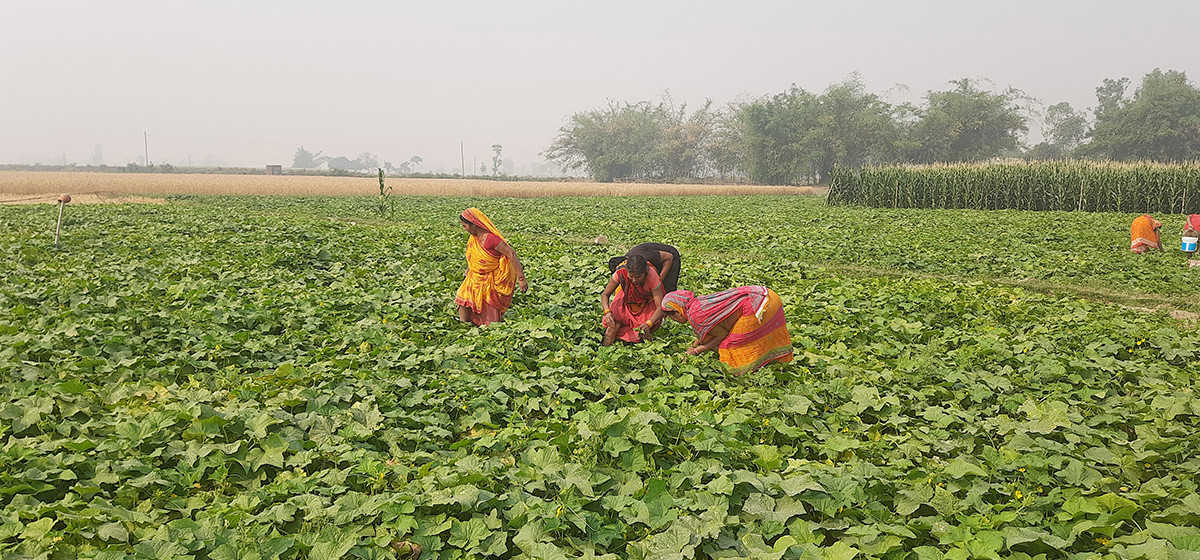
xmin=545 ymin=69 xmax=1200 ymax=184
xmin=292 ymin=147 xmax=425 ymax=175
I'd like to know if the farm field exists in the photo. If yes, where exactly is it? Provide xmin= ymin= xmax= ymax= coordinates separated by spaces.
xmin=0 ymin=171 xmax=816 ymax=201
xmin=1 ymin=194 xmax=1199 ymax=559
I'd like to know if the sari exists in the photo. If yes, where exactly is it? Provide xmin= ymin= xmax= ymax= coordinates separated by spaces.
xmin=662 ymin=286 xmax=793 ymax=376
xmin=1130 ymin=215 xmax=1162 ymax=254
xmin=609 ymin=260 xmax=662 ymax=343
xmin=455 ymin=208 xmax=516 ymax=325
xmin=1184 ymin=214 xmax=1200 ymax=233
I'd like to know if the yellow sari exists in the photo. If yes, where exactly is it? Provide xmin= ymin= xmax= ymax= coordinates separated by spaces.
xmin=455 ymin=208 xmax=516 ymax=325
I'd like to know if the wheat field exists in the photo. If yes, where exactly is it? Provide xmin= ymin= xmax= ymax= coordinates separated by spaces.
xmin=0 ymin=171 xmax=821 ymax=204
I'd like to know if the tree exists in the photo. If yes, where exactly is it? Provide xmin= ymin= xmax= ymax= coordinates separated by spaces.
xmin=326 ymin=156 xmax=358 ymax=171
xmin=292 ymin=146 xmax=323 ymax=168
xmin=902 ymin=79 xmax=1029 ymax=163
xmin=356 ymin=152 xmax=379 ymax=170
xmin=409 ymin=156 xmax=422 ymax=171
xmin=1085 ymin=69 xmax=1200 ymax=161
xmin=1027 ymin=102 xmax=1089 ymax=159
xmin=545 ymin=95 xmax=718 ymax=182
xmin=736 ymin=76 xmax=897 ymax=184
xmin=491 ymin=144 xmax=503 ymax=176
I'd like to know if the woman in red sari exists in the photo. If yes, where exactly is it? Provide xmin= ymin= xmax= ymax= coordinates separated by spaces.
xmin=660 ymin=286 xmax=793 ymax=376
xmin=455 ymin=208 xmax=528 ymax=325
xmin=600 ymin=255 xmax=665 ymax=345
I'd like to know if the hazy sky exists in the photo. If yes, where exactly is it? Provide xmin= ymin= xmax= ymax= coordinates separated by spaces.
xmin=3 ymin=1 xmax=1198 ymax=173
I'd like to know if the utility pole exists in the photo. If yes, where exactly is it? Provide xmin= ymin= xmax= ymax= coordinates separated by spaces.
xmin=460 ymin=141 xmax=465 ymax=177
xmin=144 ymin=132 xmax=149 ymax=166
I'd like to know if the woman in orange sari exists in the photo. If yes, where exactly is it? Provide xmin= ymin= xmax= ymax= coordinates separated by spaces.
xmin=660 ymin=286 xmax=793 ymax=376
xmin=600 ymin=255 xmax=664 ymax=345
xmin=455 ymin=208 xmax=528 ymax=325
xmin=1130 ymin=214 xmax=1163 ymax=254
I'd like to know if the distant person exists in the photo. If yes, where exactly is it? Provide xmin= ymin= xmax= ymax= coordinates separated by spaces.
xmin=455 ymin=208 xmax=528 ymax=325
xmin=1183 ymin=214 xmax=1200 ymax=266
xmin=660 ymin=286 xmax=793 ymax=376
xmin=608 ymin=242 xmax=681 ymax=293
xmin=1130 ymin=215 xmax=1163 ymax=254
xmin=600 ymin=254 xmax=665 ymax=345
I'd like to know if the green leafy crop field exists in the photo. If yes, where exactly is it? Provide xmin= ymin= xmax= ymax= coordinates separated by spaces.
xmin=1 ymin=195 xmax=1198 ymax=559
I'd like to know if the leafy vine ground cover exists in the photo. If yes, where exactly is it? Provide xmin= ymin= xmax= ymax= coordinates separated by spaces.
xmin=1 ymin=195 xmax=1198 ymax=560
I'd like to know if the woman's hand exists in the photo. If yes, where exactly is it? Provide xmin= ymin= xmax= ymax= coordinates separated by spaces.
xmin=685 ymin=346 xmax=704 ymax=356
xmin=601 ymin=311 xmax=612 ymax=328
xmin=518 ymin=277 xmax=529 ymax=293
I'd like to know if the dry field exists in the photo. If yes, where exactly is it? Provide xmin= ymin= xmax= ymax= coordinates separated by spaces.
xmin=0 ymin=171 xmax=823 ymax=204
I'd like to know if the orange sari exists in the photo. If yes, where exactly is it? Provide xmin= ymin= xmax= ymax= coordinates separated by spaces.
xmin=455 ymin=208 xmax=516 ymax=325
xmin=1130 ymin=215 xmax=1162 ymax=254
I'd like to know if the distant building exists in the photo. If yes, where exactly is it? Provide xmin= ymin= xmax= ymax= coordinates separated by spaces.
xmin=266 ymin=165 xmax=283 ymax=175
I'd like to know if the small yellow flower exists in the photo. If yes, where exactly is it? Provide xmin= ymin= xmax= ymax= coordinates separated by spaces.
xmin=1018 ymin=468 xmax=1026 ymax=472
xmin=1014 ymin=490 xmax=1023 ymax=499
xmin=1096 ymin=537 xmax=1109 ymax=545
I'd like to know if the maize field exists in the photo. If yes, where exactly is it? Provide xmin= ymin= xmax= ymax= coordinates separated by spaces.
xmin=827 ymin=161 xmax=1200 ymax=213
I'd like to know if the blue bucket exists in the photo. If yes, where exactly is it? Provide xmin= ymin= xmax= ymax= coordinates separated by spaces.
xmin=1183 ymin=236 xmax=1198 ymax=252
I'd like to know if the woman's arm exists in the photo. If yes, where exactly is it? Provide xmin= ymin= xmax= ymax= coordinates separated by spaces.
xmin=636 ymin=284 xmax=667 ymax=334
xmin=686 ymin=314 xmax=739 ymax=355
xmin=496 ymin=241 xmax=529 ymax=292
xmin=658 ymin=251 xmax=674 ymax=281
xmin=600 ymin=275 xmax=619 ymax=326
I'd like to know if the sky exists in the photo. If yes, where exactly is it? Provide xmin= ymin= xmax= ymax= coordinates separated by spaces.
xmin=3 ymin=0 xmax=1199 ymax=174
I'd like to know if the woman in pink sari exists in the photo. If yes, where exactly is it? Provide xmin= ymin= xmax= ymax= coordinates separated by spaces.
xmin=660 ymin=286 xmax=793 ymax=376
xmin=600 ymin=254 xmax=665 ymax=345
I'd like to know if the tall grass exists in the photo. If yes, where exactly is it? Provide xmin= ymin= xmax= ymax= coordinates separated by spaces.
xmin=828 ymin=161 xmax=1200 ymax=213
xmin=0 ymin=171 xmax=820 ymax=201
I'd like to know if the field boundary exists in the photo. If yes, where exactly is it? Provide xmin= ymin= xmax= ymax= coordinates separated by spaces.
xmin=0 ymin=171 xmax=824 ymax=198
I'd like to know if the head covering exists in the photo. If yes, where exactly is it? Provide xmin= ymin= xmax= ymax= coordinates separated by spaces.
xmin=663 ymin=287 xmax=769 ymax=339
xmin=461 ymin=208 xmax=506 ymax=243
xmin=662 ymin=290 xmax=694 ymax=317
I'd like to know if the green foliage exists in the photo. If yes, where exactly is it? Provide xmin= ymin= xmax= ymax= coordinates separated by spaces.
xmin=1027 ymin=102 xmax=1089 ymax=160
xmin=739 ymin=77 xmax=898 ymax=185
xmin=1 ymin=195 xmax=1198 ymax=559
xmin=376 ymin=168 xmax=394 ymax=218
xmin=903 ymin=79 xmax=1030 ymax=164
xmin=1086 ymin=69 xmax=1200 ymax=162
xmin=545 ymin=96 xmax=722 ymax=183
xmin=829 ymin=160 xmax=1200 ymax=214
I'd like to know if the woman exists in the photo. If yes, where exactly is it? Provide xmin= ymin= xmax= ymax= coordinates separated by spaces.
xmin=455 ymin=208 xmax=528 ymax=325
xmin=609 ymin=243 xmax=681 ymax=293
xmin=660 ymin=286 xmax=793 ymax=376
xmin=1130 ymin=214 xmax=1163 ymax=254
xmin=600 ymin=254 xmax=664 ymax=345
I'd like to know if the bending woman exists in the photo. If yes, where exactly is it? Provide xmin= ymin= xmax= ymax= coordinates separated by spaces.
xmin=455 ymin=208 xmax=528 ymax=325
xmin=600 ymin=254 xmax=664 ymax=345
xmin=660 ymin=286 xmax=793 ymax=376
xmin=1130 ymin=214 xmax=1163 ymax=254
xmin=609 ymin=243 xmax=681 ymax=293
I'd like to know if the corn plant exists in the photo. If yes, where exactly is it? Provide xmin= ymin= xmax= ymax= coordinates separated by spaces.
xmin=828 ymin=160 xmax=1200 ymax=213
